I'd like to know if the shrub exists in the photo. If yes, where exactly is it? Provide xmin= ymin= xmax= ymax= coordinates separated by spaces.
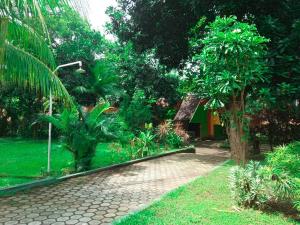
xmin=156 ymin=120 xmax=189 ymax=148
xmin=229 ymin=161 xmax=269 ymax=209
xmin=40 ymin=102 xmax=113 ymax=172
xmin=229 ymin=161 xmax=296 ymax=209
xmin=130 ymin=129 xmax=156 ymax=158
xmin=266 ymin=142 xmax=300 ymax=210
xmin=266 ymin=142 xmax=300 ymax=178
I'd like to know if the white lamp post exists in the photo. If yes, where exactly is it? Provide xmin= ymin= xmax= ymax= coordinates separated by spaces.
xmin=47 ymin=61 xmax=85 ymax=174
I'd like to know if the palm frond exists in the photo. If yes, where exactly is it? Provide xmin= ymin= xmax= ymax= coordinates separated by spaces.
xmin=1 ymin=42 xmax=72 ymax=102
xmin=0 ymin=0 xmax=88 ymax=19
xmin=7 ymin=20 xmax=55 ymax=68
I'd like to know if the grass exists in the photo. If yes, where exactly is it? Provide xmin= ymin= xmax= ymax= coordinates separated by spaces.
xmin=115 ymin=161 xmax=298 ymax=225
xmin=0 ymin=138 xmax=132 ymax=188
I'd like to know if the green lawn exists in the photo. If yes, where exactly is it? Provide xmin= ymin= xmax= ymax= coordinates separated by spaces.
xmin=0 ymin=138 xmax=132 ymax=188
xmin=115 ymin=161 xmax=298 ymax=225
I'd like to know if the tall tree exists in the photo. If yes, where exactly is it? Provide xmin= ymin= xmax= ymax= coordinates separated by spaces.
xmin=110 ymin=0 xmax=300 ymax=91
xmin=192 ymin=16 xmax=268 ymax=164
xmin=45 ymin=6 xmax=107 ymax=105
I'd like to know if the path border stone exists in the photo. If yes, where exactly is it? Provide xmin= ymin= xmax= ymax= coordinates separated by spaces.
xmin=0 ymin=146 xmax=195 ymax=196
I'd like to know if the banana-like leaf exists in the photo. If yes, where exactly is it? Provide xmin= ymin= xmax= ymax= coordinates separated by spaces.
xmin=86 ymin=102 xmax=110 ymax=128
xmin=38 ymin=114 xmax=65 ymax=131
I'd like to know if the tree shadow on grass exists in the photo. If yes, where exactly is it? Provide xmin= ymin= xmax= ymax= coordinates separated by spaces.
xmin=263 ymin=201 xmax=300 ymax=222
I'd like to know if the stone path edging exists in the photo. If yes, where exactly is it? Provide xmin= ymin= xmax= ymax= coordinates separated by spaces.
xmin=0 ymin=145 xmax=229 ymax=225
xmin=0 ymin=146 xmax=195 ymax=196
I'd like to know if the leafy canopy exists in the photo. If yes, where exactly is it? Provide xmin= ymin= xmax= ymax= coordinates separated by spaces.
xmin=194 ymin=16 xmax=268 ymax=109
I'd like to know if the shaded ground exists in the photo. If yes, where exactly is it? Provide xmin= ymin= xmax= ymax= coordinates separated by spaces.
xmin=0 ymin=146 xmax=229 ymax=225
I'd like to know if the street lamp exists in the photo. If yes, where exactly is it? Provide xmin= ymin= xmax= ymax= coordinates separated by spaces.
xmin=47 ymin=61 xmax=85 ymax=174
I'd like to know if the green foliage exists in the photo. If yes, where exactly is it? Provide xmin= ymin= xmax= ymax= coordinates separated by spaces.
xmin=45 ymin=6 xmax=106 ymax=105
xmin=247 ymin=85 xmax=300 ymax=147
xmin=156 ymin=120 xmax=187 ymax=149
xmin=0 ymin=1 xmax=78 ymax=101
xmin=230 ymin=158 xmax=298 ymax=211
xmin=104 ymin=41 xmax=180 ymax=122
xmin=266 ymin=142 xmax=300 ymax=210
xmin=192 ymin=16 xmax=268 ymax=109
xmin=120 ymin=89 xmax=152 ymax=132
xmin=73 ymin=60 xmax=121 ymax=103
xmin=40 ymin=102 xmax=113 ymax=172
xmin=106 ymin=1 xmax=197 ymax=68
xmin=266 ymin=142 xmax=300 ymax=178
xmin=229 ymin=161 xmax=269 ymax=208
xmin=131 ymin=130 xmax=156 ymax=158
xmin=165 ymin=132 xmax=183 ymax=149
xmin=0 ymin=86 xmax=55 ymax=137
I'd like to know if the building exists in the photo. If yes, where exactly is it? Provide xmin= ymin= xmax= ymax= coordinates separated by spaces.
xmin=174 ymin=95 xmax=226 ymax=140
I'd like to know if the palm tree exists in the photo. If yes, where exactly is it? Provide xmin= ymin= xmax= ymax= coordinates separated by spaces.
xmin=0 ymin=0 xmax=86 ymax=101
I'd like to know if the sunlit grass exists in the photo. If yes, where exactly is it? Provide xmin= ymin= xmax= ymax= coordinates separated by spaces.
xmin=115 ymin=161 xmax=297 ymax=225
xmin=0 ymin=138 xmax=130 ymax=188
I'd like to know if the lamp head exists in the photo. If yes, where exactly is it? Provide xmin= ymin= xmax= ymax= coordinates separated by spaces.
xmin=75 ymin=67 xmax=86 ymax=74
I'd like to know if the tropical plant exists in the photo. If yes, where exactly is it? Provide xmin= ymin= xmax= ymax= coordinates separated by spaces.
xmin=131 ymin=129 xmax=156 ymax=158
xmin=157 ymin=120 xmax=188 ymax=148
xmin=230 ymin=160 xmax=297 ymax=210
xmin=40 ymin=102 xmax=113 ymax=172
xmin=120 ymin=89 xmax=152 ymax=132
xmin=157 ymin=120 xmax=172 ymax=140
xmin=266 ymin=142 xmax=300 ymax=210
xmin=0 ymin=1 xmax=85 ymax=101
xmin=230 ymin=161 xmax=269 ymax=209
xmin=190 ymin=16 xmax=268 ymax=164
xmin=73 ymin=60 xmax=120 ymax=103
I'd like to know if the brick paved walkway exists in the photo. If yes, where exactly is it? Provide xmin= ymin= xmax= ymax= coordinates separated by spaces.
xmin=0 ymin=147 xmax=229 ymax=225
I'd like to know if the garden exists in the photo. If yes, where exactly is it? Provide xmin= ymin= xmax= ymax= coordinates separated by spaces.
xmin=0 ymin=0 xmax=299 ymax=224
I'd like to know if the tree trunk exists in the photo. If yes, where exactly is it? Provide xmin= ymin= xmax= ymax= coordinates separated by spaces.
xmin=226 ymin=99 xmax=249 ymax=165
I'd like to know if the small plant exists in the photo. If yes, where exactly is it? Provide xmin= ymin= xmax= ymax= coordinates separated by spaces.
xmin=229 ymin=160 xmax=297 ymax=210
xmin=40 ymin=102 xmax=113 ymax=172
xmin=229 ymin=161 xmax=269 ymax=209
xmin=266 ymin=142 xmax=300 ymax=210
xmin=131 ymin=130 xmax=156 ymax=158
xmin=157 ymin=120 xmax=172 ymax=140
xmin=157 ymin=120 xmax=189 ymax=149
xmin=174 ymin=122 xmax=189 ymax=143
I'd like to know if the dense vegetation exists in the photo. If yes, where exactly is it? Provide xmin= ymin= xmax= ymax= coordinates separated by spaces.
xmin=0 ymin=0 xmax=299 ymax=222
xmin=109 ymin=0 xmax=300 ymax=157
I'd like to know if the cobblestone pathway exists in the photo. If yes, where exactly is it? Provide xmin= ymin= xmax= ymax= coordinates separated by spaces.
xmin=0 ymin=147 xmax=229 ymax=225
